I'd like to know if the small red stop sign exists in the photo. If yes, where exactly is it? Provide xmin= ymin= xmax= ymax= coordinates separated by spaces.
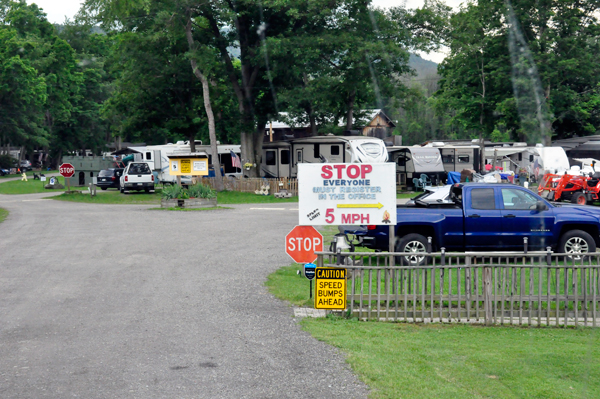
xmin=59 ymin=163 xmax=75 ymax=178
xmin=286 ymin=226 xmax=323 ymax=264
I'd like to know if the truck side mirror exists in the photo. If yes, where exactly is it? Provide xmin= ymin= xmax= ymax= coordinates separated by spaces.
xmin=536 ymin=201 xmax=548 ymax=212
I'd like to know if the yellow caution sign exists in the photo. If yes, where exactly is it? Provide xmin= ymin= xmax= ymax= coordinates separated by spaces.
xmin=180 ymin=159 xmax=192 ymax=174
xmin=315 ymin=267 xmax=346 ymax=309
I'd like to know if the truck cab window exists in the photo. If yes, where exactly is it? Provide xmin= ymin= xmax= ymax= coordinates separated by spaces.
xmin=457 ymin=155 xmax=470 ymax=163
xmin=471 ymin=188 xmax=495 ymax=210
xmin=502 ymin=188 xmax=538 ymax=210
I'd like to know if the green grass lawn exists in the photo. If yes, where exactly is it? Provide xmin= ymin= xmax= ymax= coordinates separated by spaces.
xmin=52 ymin=190 xmax=163 ymax=204
xmin=216 ymin=190 xmax=298 ymax=204
xmin=266 ymin=253 xmax=600 ymax=398
xmin=0 ymin=208 xmax=7 ymax=223
xmin=302 ymin=318 xmax=600 ymax=399
xmin=397 ymin=191 xmax=417 ymax=199
xmin=149 ymin=206 xmax=232 ymax=211
xmin=0 ymin=170 xmax=57 ymax=179
xmin=0 ymin=175 xmax=68 ymax=194
xmin=49 ymin=188 xmax=298 ymax=205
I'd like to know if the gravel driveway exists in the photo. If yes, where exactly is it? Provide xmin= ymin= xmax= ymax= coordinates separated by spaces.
xmin=0 ymin=193 xmax=368 ymax=398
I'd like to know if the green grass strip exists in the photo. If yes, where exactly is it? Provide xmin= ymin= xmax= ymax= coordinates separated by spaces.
xmin=52 ymin=190 xmax=162 ymax=204
xmin=0 ymin=177 xmax=70 ymax=194
xmin=215 ymin=190 xmax=298 ymax=204
xmin=0 ymin=208 xmax=7 ymax=223
xmin=148 ymin=206 xmax=232 ymax=211
xmin=301 ymin=318 xmax=600 ymax=399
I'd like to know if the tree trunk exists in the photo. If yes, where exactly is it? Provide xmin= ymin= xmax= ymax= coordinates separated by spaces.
xmin=185 ymin=15 xmax=224 ymax=191
xmin=346 ymin=89 xmax=356 ymax=131
xmin=309 ymin=111 xmax=317 ymax=136
xmin=189 ymin=134 xmax=196 ymax=153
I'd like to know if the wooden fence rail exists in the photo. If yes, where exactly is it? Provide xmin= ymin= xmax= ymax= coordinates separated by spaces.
xmin=199 ymin=177 xmax=298 ymax=195
xmin=317 ymin=251 xmax=600 ymax=327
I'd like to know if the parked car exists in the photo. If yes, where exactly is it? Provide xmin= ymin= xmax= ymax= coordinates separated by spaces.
xmin=0 ymin=168 xmax=9 ymax=176
xmin=96 ymin=168 xmax=124 ymax=190
xmin=19 ymin=160 xmax=32 ymax=171
xmin=120 ymin=162 xmax=155 ymax=193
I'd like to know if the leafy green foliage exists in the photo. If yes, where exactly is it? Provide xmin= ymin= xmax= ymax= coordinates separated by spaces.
xmin=436 ymin=0 xmax=600 ymax=142
xmin=161 ymin=183 xmax=216 ymax=200
xmin=0 ymin=154 xmax=16 ymax=169
xmin=186 ymin=183 xmax=216 ymax=199
xmin=160 ymin=184 xmax=183 ymax=200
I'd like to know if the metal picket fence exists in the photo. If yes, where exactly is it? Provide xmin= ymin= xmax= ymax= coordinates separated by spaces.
xmin=316 ymin=250 xmax=600 ymax=327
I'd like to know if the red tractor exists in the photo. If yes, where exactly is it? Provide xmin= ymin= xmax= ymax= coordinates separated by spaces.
xmin=538 ymin=172 xmax=600 ymax=205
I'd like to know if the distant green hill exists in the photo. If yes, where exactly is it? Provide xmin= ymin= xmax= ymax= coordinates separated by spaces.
xmin=408 ymin=54 xmax=438 ymax=79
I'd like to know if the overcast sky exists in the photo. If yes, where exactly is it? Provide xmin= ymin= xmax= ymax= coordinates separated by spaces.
xmin=27 ymin=0 xmax=463 ymax=63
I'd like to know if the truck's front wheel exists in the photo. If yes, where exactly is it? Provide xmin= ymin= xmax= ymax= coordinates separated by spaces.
xmin=558 ymin=230 xmax=596 ymax=260
xmin=395 ymin=234 xmax=429 ymax=266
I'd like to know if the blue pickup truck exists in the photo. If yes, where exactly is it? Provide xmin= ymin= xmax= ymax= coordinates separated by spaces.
xmin=351 ymin=183 xmax=600 ymax=264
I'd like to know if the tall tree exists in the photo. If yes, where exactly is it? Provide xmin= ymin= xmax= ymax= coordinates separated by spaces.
xmin=0 ymin=25 xmax=47 ymax=156
xmin=436 ymin=0 xmax=600 ymax=143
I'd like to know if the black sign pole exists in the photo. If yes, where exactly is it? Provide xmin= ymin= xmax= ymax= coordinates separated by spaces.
xmin=310 ymin=279 xmax=312 ymax=299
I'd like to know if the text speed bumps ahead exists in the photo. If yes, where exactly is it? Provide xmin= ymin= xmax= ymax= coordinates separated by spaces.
xmin=315 ymin=268 xmax=346 ymax=310
xmin=298 ymin=163 xmax=396 ymax=226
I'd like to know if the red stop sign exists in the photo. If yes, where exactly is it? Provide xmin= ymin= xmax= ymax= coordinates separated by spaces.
xmin=286 ymin=226 xmax=323 ymax=264
xmin=59 ymin=163 xmax=75 ymax=178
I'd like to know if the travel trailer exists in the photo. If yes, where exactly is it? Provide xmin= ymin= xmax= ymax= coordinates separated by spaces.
xmin=387 ymin=146 xmax=446 ymax=188
xmin=261 ymin=135 xmax=388 ymax=178
xmin=484 ymin=144 xmax=569 ymax=180
xmin=119 ymin=141 xmax=242 ymax=184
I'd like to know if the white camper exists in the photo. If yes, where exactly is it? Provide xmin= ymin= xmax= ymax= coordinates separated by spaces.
xmin=261 ymin=135 xmax=388 ymax=178
xmin=484 ymin=144 xmax=569 ymax=181
xmin=122 ymin=141 xmax=242 ymax=184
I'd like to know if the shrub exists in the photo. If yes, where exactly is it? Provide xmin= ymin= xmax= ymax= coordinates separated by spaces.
xmin=161 ymin=183 xmax=216 ymax=199
xmin=0 ymin=155 xmax=16 ymax=169
xmin=161 ymin=184 xmax=183 ymax=200
xmin=187 ymin=183 xmax=216 ymax=199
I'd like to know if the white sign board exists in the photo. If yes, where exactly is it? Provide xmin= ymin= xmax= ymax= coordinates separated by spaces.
xmin=298 ymin=163 xmax=396 ymax=226
xmin=193 ymin=161 xmax=207 ymax=171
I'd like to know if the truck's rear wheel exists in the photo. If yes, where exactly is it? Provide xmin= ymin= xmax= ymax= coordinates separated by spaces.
xmin=395 ymin=233 xmax=429 ymax=266
xmin=571 ymin=193 xmax=587 ymax=205
xmin=559 ymin=230 xmax=596 ymax=260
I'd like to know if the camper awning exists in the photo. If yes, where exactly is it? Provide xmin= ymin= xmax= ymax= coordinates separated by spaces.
xmin=484 ymin=147 xmax=526 ymax=158
xmin=410 ymin=148 xmax=445 ymax=173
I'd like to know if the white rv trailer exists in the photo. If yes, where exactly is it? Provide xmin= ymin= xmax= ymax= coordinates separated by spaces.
xmin=261 ymin=135 xmax=388 ymax=178
xmin=123 ymin=141 xmax=242 ymax=183
xmin=484 ymin=144 xmax=569 ymax=180
xmin=387 ymin=146 xmax=446 ymax=188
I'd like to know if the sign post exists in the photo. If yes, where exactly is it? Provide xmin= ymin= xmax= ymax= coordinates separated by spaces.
xmin=304 ymin=263 xmax=316 ymax=298
xmin=286 ymin=226 xmax=323 ymax=300
xmin=59 ymin=163 xmax=75 ymax=192
xmin=295 ymin=163 xmax=396 ymax=310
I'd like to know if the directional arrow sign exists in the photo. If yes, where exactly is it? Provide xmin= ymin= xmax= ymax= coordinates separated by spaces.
xmin=337 ymin=203 xmax=384 ymax=209
xmin=298 ymin=163 xmax=396 ymax=226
